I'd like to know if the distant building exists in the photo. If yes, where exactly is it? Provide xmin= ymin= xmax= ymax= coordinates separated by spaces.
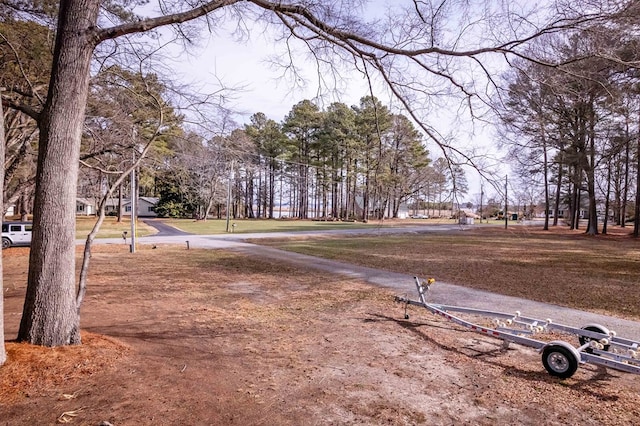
xmin=122 ymin=197 xmax=159 ymax=218
xmin=75 ymin=197 xmax=159 ymax=217
xmin=103 ymin=198 xmax=121 ymax=216
xmin=76 ymin=198 xmax=97 ymax=216
xmin=4 ymin=204 xmax=16 ymax=218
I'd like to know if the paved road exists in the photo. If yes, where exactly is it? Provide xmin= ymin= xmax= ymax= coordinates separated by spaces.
xmin=95 ymin=222 xmax=640 ymax=341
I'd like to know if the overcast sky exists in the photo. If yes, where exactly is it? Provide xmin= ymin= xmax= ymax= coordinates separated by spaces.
xmin=149 ymin=1 xmax=510 ymax=199
xmin=164 ymin=34 xmax=496 ymax=198
xmin=163 ymin=26 xmax=389 ymax=128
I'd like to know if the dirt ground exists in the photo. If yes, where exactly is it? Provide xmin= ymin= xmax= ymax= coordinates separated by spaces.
xmin=1 ymin=244 xmax=640 ymax=425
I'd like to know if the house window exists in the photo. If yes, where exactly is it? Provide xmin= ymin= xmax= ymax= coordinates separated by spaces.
xmin=148 ymin=207 xmax=155 ymax=213
xmin=125 ymin=206 xmax=131 ymax=212
xmin=77 ymin=204 xmax=84 ymax=212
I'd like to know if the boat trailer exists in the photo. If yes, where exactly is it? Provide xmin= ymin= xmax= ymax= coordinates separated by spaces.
xmin=395 ymin=277 xmax=640 ymax=378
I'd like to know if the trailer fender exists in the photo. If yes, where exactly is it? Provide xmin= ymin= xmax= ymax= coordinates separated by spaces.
xmin=578 ymin=324 xmax=611 ymax=353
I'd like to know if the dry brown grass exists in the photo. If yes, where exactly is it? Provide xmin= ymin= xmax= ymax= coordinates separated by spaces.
xmin=259 ymin=225 xmax=640 ymax=320
xmin=0 ymin=332 xmax=129 ymax=404
xmin=1 ymin=240 xmax=640 ymax=424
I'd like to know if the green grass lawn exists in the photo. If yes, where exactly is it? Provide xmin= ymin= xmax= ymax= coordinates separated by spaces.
xmin=159 ymin=217 xmax=447 ymax=234
xmin=75 ymin=216 xmax=428 ymax=238
xmin=75 ymin=216 xmax=155 ymax=239
xmin=14 ymin=216 xmax=460 ymax=239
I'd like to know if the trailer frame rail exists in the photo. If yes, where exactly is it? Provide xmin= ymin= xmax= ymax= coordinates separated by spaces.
xmin=395 ymin=277 xmax=640 ymax=378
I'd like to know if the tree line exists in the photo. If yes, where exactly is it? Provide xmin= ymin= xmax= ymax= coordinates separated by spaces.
xmin=154 ymin=98 xmax=469 ymax=222
xmin=0 ymin=17 xmax=467 ymax=224
xmin=498 ymin=18 xmax=640 ymax=235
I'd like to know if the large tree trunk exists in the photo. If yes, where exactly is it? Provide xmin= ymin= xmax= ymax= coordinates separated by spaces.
xmin=585 ymin=117 xmax=598 ymax=236
xmin=621 ymin=136 xmax=630 ymax=227
xmin=603 ymin=156 xmax=612 ymax=235
xmin=569 ymin=171 xmax=578 ymax=229
xmin=0 ymin=89 xmax=7 ymax=365
xmin=118 ymin=183 xmax=124 ymax=222
xmin=553 ymin=156 xmax=563 ymax=227
xmin=269 ymin=162 xmax=275 ymax=219
xmin=542 ymin=134 xmax=550 ymax=231
xmin=18 ymin=0 xmax=100 ymax=346
xmin=634 ymin=131 xmax=640 ymax=237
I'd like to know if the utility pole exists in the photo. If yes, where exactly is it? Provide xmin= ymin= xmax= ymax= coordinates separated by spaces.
xmin=504 ymin=175 xmax=508 ymax=230
xmin=226 ymin=160 xmax=234 ymax=233
xmin=130 ymin=148 xmax=137 ymax=253
xmin=479 ymin=182 xmax=484 ymax=224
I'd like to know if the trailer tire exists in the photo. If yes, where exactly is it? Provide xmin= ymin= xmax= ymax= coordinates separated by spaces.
xmin=542 ymin=343 xmax=579 ymax=378
xmin=579 ymin=324 xmax=610 ymax=354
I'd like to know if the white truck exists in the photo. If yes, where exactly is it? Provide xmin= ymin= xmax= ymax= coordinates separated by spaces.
xmin=2 ymin=221 xmax=33 ymax=248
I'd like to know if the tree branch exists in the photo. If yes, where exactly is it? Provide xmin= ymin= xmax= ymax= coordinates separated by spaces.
xmin=95 ymin=0 xmax=241 ymax=43
xmin=1 ymin=97 xmax=41 ymax=121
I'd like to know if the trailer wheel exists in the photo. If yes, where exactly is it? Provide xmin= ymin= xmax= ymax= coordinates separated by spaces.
xmin=579 ymin=324 xmax=610 ymax=353
xmin=542 ymin=344 xmax=579 ymax=378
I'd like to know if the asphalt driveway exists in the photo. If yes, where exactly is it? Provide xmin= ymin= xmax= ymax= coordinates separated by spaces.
xmin=141 ymin=219 xmax=192 ymax=236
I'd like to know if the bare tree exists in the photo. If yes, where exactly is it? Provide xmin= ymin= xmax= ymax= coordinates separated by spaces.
xmin=497 ymin=56 xmax=560 ymax=230
xmin=282 ymin=99 xmax=322 ymax=219
xmin=0 ymin=17 xmax=53 ymax=216
xmin=382 ymin=114 xmax=430 ymax=218
xmin=2 ymin=0 xmax=623 ymax=346
xmin=0 ymin=89 xmax=6 ymax=366
xmin=2 ymin=109 xmax=37 ymax=215
xmin=498 ymin=13 xmax=640 ymax=235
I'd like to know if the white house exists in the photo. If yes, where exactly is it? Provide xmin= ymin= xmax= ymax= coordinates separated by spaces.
xmin=4 ymin=204 xmax=15 ymax=217
xmin=102 ymin=198 xmax=122 ymax=216
xmin=76 ymin=198 xmax=97 ymax=216
xmin=122 ymin=197 xmax=159 ymax=218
